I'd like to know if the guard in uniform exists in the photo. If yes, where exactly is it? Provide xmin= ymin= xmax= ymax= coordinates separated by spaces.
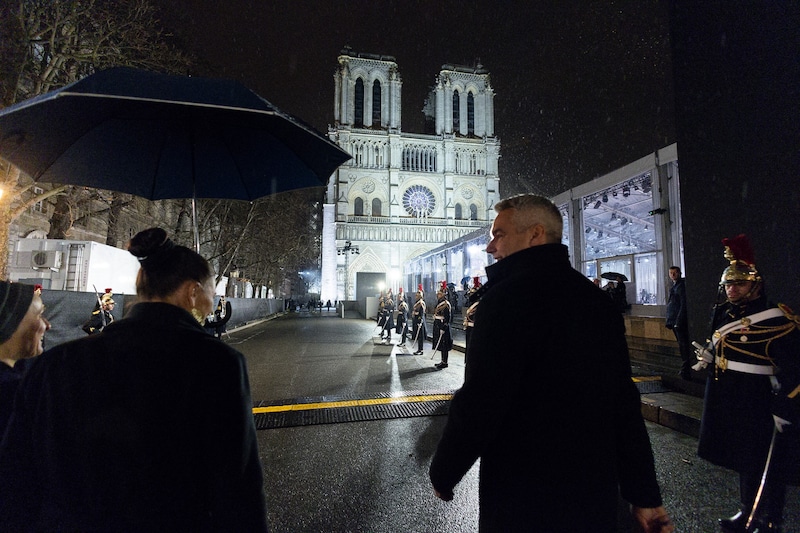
xmin=381 ymin=292 xmax=395 ymax=344
xmin=694 ymin=234 xmax=800 ymax=533
xmin=462 ymin=276 xmax=485 ymax=355
xmin=411 ymin=285 xmax=427 ymax=355
xmin=433 ymin=281 xmax=453 ymax=369
xmin=395 ymin=288 xmax=409 ymax=347
xmin=82 ymin=289 xmax=115 ymax=335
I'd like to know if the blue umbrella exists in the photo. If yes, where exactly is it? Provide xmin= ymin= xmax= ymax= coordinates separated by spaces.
xmin=0 ymin=67 xmax=350 ymax=246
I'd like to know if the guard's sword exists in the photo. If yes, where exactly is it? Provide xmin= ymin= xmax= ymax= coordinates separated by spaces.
xmin=92 ymin=284 xmax=107 ymax=328
xmin=412 ymin=318 xmax=422 ymax=346
xmin=746 ymin=425 xmax=779 ymax=531
xmin=431 ymin=326 xmax=443 ymax=359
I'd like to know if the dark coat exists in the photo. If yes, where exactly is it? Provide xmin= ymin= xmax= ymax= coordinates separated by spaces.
xmin=432 ymin=299 xmax=452 ymax=352
xmin=0 ymin=302 xmax=268 ymax=532
xmin=429 ymin=244 xmax=662 ymax=532
xmin=395 ymin=300 xmax=408 ymax=335
xmin=0 ymin=359 xmax=29 ymax=437
xmin=82 ymin=308 xmax=114 ymax=335
xmin=698 ymin=296 xmax=800 ymax=484
xmin=665 ymin=278 xmax=688 ymax=329
xmin=381 ymin=299 xmax=395 ymax=331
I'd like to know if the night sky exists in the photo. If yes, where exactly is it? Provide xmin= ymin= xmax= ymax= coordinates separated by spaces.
xmin=155 ymin=0 xmax=675 ymax=197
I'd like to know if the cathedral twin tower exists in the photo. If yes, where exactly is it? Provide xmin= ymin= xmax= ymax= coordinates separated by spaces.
xmin=321 ymin=48 xmax=500 ymax=304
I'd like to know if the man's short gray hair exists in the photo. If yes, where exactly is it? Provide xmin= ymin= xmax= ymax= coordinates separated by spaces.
xmin=494 ymin=194 xmax=563 ymax=243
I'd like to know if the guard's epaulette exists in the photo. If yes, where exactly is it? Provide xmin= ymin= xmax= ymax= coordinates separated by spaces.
xmin=92 ymin=310 xmax=101 ymax=316
xmin=778 ymin=303 xmax=800 ymax=326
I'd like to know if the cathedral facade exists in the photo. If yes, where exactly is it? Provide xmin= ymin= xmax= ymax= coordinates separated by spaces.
xmin=320 ymin=48 xmax=500 ymax=304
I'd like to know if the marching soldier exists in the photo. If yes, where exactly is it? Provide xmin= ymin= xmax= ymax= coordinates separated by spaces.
xmin=411 ymin=285 xmax=427 ymax=355
xmin=82 ymin=288 xmax=115 ymax=335
xmin=396 ymin=288 xmax=409 ymax=347
xmin=433 ymin=281 xmax=453 ymax=369
xmin=694 ymin=234 xmax=800 ymax=533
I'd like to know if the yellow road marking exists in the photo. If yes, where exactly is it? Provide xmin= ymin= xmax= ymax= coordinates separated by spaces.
xmin=253 ymin=393 xmax=454 ymax=414
xmin=633 ymin=376 xmax=662 ymax=383
xmin=252 ymin=376 xmax=660 ymax=415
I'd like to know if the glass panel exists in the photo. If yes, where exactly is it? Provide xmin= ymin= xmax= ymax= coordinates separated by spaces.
xmin=581 ymin=173 xmax=655 ymax=261
xmin=558 ymin=203 xmax=570 ymax=247
xmin=584 ymin=261 xmax=597 ymax=280
xmin=634 ymin=252 xmax=658 ymax=304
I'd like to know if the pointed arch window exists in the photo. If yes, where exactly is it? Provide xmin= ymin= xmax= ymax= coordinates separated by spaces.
xmin=372 ymin=80 xmax=381 ymax=125
xmin=467 ymin=92 xmax=475 ymax=135
xmin=452 ymin=90 xmax=460 ymax=132
xmin=372 ymin=198 xmax=382 ymax=217
xmin=354 ymin=78 xmax=364 ymax=127
xmin=455 ymin=203 xmax=463 ymax=220
xmin=354 ymin=197 xmax=364 ymax=216
xmin=470 ymin=203 xmax=478 ymax=220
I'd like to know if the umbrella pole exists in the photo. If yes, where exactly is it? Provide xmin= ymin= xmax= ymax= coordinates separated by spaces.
xmin=192 ymin=196 xmax=200 ymax=253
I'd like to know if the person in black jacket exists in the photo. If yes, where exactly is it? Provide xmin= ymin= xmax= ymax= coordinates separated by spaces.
xmin=694 ymin=234 xmax=800 ymax=533
xmin=0 ymin=282 xmax=49 ymax=436
xmin=429 ymin=194 xmax=672 ymax=533
xmin=82 ymin=289 xmax=115 ymax=335
xmin=432 ymin=281 xmax=452 ymax=369
xmin=411 ymin=287 xmax=427 ymax=355
xmin=665 ymin=266 xmax=693 ymax=380
xmin=0 ymin=228 xmax=268 ymax=532
xmin=395 ymin=289 xmax=409 ymax=347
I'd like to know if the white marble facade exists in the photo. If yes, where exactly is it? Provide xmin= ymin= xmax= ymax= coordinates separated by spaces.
xmin=321 ymin=48 xmax=500 ymax=303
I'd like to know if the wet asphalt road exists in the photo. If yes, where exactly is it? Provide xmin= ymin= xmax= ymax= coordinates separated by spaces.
xmin=229 ymin=311 xmax=799 ymax=532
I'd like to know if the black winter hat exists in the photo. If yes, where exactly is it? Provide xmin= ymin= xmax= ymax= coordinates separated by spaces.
xmin=0 ymin=281 xmax=35 ymax=344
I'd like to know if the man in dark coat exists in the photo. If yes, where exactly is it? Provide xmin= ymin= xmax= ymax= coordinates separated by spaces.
xmin=695 ymin=234 xmax=800 ymax=533
xmin=395 ymin=289 xmax=409 ymax=347
xmin=411 ymin=287 xmax=427 ymax=355
xmin=82 ymin=290 xmax=115 ymax=335
xmin=429 ymin=194 xmax=672 ymax=532
xmin=432 ymin=282 xmax=453 ymax=369
xmin=666 ymin=266 xmax=693 ymax=380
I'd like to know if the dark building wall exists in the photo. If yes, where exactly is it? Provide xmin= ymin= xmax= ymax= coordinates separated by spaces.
xmin=669 ymin=2 xmax=800 ymax=341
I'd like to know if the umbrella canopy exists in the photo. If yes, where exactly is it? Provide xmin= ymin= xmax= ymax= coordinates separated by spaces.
xmin=600 ymin=272 xmax=628 ymax=282
xmin=0 ymin=67 xmax=350 ymax=200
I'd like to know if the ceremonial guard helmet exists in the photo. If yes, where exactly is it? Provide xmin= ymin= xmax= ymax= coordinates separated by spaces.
xmin=719 ymin=234 xmax=761 ymax=286
xmin=436 ymin=280 xmax=448 ymax=298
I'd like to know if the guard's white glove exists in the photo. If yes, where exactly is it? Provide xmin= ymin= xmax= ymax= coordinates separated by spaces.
xmin=774 ymin=415 xmax=792 ymax=433
xmin=691 ymin=341 xmax=714 ymax=371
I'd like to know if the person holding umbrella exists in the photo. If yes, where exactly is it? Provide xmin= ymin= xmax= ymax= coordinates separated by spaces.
xmin=0 ymin=228 xmax=268 ymax=531
xmin=603 ymin=272 xmax=630 ymax=313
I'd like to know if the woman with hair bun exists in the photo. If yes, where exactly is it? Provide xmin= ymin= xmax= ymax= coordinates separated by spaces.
xmin=0 ymin=228 xmax=268 ymax=532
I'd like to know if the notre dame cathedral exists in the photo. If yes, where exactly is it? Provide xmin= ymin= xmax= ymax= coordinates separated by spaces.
xmin=320 ymin=48 xmax=501 ymax=304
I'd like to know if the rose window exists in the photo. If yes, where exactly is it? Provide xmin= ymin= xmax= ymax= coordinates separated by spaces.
xmin=402 ymin=185 xmax=436 ymax=217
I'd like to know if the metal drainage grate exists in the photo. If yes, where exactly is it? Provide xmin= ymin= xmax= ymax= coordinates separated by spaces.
xmin=252 ymin=390 xmax=454 ymax=430
xmin=635 ymin=379 xmax=669 ymax=394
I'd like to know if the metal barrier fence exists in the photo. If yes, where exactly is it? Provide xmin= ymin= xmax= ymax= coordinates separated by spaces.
xmin=39 ymin=290 xmax=283 ymax=349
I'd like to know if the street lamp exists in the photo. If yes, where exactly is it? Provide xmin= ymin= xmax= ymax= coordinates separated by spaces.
xmin=336 ymin=240 xmax=359 ymax=300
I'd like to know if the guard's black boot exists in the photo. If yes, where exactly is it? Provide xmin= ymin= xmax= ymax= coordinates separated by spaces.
xmin=747 ymin=519 xmax=783 ymax=533
xmin=719 ymin=510 xmax=746 ymax=533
